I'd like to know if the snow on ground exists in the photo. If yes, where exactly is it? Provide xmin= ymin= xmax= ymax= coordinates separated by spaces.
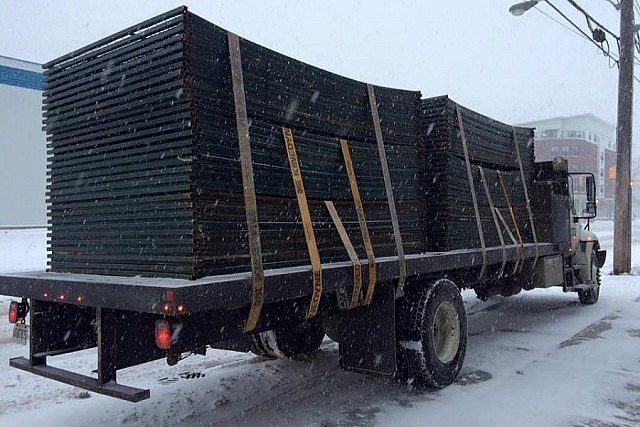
xmin=1 ymin=221 xmax=640 ymax=426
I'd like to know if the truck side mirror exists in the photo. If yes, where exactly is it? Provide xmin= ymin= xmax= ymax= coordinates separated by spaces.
xmin=584 ymin=175 xmax=597 ymax=218
xmin=586 ymin=175 xmax=596 ymax=202
xmin=584 ymin=201 xmax=597 ymax=217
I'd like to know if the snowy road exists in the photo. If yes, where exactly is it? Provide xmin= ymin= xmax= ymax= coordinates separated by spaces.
xmin=1 ymin=221 xmax=640 ymax=426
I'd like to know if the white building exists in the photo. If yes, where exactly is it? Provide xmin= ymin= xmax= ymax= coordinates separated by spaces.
xmin=519 ymin=114 xmax=615 ymax=150
xmin=0 ymin=55 xmax=46 ymax=226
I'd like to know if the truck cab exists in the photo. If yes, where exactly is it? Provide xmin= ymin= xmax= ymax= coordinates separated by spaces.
xmin=531 ymin=157 xmax=606 ymax=303
xmin=567 ymin=171 xmax=606 ymax=304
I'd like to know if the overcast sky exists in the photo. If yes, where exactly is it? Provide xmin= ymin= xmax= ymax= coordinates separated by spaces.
xmin=1 ymin=0 xmax=638 ymax=157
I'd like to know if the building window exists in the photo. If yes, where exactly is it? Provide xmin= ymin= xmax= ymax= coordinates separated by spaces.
xmin=543 ymin=129 xmax=559 ymax=138
xmin=566 ymin=130 xmax=585 ymax=139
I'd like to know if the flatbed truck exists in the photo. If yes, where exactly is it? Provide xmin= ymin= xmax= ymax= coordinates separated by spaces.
xmin=1 ymin=159 xmax=605 ymax=401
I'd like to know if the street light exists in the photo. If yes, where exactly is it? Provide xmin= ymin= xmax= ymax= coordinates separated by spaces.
xmin=509 ymin=1 xmax=540 ymax=16
xmin=510 ymin=0 xmax=635 ymax=274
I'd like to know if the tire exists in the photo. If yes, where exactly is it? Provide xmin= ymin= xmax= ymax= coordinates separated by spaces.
xmin=396 ymin=279 xmax=467 ymax=388
xmin=578 ymin=251 xmax=600 ymax=305
xmin=499 ymin=284 xmax=522 ymax=298
xmin=250 ymin=319 xmax=325 ymax=359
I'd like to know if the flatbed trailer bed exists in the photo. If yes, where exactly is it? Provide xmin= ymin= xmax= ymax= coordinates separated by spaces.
xmin=0 ymin=243 xmax=555 ymax=314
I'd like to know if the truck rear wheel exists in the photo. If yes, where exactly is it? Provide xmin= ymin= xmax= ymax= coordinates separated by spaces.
xmin=396 ymin=279 xmax=467 ymax=388
xmin=578 ymin=251 xmax=600 ymax=305
xmin=250 ymin=319 xmax=325 ymax=359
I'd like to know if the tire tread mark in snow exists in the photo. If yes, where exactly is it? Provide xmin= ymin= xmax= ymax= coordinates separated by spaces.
xmin=208 ymin=361 xmax=328 ymax=425
xmin=558 ymin=314 xmax=620 ymax=349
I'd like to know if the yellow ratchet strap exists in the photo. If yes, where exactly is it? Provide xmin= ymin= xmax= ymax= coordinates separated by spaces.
xmin=497 ymin=170 xmax=524 ymax=273
xmin=282 ymin=127 xmax=322 ymax=319
xmin=228 ymin=32 xmax=264 ymax=333
xmin=479 ymin=167 xmax=507 ymax=278
xmin=340 ymin=139 xmax=376 ymax=307
xmin=512 ymin=127 xmax=539 ymax=268
xmin=324 ymin=201 xmax=363 ymax=309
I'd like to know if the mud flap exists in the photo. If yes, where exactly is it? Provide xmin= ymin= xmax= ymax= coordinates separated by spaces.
xmin=337 ymin=281 xmax=396 ymax=376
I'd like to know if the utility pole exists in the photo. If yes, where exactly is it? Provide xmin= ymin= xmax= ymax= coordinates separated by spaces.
xmin=613 ymin=0 xmax=635 ymax=274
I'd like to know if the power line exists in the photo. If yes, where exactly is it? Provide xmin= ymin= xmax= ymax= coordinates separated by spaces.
xmin=546 ymin=1 xmax=621 ymax=61
xmin=565 ymin=0 xmax=620 ymax=41
xmin=541 ymin=1 xmax=640 ymax=70
xmin=533 ymin=3 xmax=619 ymax=65
xmin=603 ymin=0 xmax=620 ymax=9
xmin=534 ymin=6 xmax=589 ymax=39
xmin=533 ymin=3 xmax=640 ymax=81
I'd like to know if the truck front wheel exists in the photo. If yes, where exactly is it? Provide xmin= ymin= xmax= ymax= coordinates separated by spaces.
xmin=396 ymin=279 xmax=467 ymax=388
xmin=578 ymin=251 xmax=601 ymax=305
xmin=250 ymin=319 xmax=325 ymax=359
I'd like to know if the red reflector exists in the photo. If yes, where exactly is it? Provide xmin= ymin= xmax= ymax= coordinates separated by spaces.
xmin=155 ymin=320 xmax=171 ymax=350
xmin=8 ymin=301 xmax=18 ymax=324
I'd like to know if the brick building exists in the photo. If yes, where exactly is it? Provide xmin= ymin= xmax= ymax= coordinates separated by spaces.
xmin=518 ymin=114 xmax=616 ymax=219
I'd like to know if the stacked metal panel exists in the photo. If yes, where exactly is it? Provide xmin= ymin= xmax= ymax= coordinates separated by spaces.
xmin=45 ymin=7 xmax=425 ymax=279
xmin=421 ymin=96 xmax=535 ymax=251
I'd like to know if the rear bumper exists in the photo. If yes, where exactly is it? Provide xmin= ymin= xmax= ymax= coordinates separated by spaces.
xmin=9 ymin=357 xmax=149 ymax=402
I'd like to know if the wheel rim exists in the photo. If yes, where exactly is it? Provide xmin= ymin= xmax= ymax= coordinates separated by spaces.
xmin=432 ymin=301 xmax=461 ymax=364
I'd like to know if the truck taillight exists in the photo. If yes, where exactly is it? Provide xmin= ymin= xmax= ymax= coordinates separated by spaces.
xmin=8 ymin=301 xmax=18 ymax=324
xmin=8 ymin=300 xmax=28 ymax=324
xmin=155 ymin=320 xmax=172 ymax=350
